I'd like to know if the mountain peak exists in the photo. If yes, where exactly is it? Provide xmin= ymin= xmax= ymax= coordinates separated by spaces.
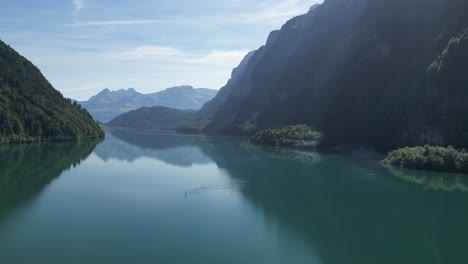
xmin=116 ymin=88 xmax=137 ymax=92
xmin=115 ymin=88 xmax=139 ymax=96
xmin=78 ymin=85 xmax=217 ymax=122
xmin=266 ymin=30 xmax=281 ymax=47
xmin=168 ymin=85 xmax=194 ymax=91
xmin=309 ymin=4 xmax=320 ymax=13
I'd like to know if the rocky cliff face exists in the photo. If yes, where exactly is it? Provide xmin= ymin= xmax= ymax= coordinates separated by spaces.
xmin=200 ymin=0 xmax=468 ymax=150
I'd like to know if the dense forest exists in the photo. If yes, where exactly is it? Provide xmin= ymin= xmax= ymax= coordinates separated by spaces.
xmin=383 ymin=145 xmax=468 ymax=174
xmin=250 ymin=125 xmax=322 ymax=146
xmin=0 ymin=40 xmax=103 ymax=143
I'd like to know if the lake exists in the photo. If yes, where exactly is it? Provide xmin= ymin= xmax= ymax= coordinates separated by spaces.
xmin=1 ymin=129 xmax=468 ymax=264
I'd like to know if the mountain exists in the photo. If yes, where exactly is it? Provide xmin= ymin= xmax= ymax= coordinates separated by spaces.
xmin=106 ymin=0 xmax=468 ymax=151
xmin=0 ymin=40 xmax=103 ymax=143
xmin=198 ymin=0 xmax=468 ymax=150
xmin=107 ymin=106 xmax=197 ymax=129
xmin=108 ymin=51 xmax=257 ymax=130
xmin=79 ymin=85 xmax=217 ymax=123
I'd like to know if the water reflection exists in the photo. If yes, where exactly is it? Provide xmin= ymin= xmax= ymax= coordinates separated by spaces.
xmin=94 ymin=129 xmax=212 ymax=167
xmin=0 ymin=140 xmax=100 ymax=222
xmin=387 ymin=166 xmax=468 ymax=192
xmin=2 ymin=129 xmax=467 ymax=264
xmin=101 ymin=129 xmax=468 ymax=264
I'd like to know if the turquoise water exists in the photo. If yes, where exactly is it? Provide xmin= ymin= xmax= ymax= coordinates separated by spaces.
xmin=0 ymin=129 xmax=467 ymax=264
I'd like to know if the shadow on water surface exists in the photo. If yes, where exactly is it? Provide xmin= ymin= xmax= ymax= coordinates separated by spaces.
xmin=102 ymin=129 xmax=468 ymax=264
xmin=0 ymin=140 xmax=100 ymax=223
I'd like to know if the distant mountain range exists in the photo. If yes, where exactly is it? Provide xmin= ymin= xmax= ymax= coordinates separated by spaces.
xmin=107 ymin=52 xmax=256 ymax=130
xmin=78 ymin=86 xmax=217 ymax=123
xmin=110 ymin=0 xmax=468 ymax=151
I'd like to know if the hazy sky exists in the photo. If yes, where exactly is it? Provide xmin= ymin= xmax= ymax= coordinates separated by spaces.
xmin=1 ymin=0 xmax=320 ymax=100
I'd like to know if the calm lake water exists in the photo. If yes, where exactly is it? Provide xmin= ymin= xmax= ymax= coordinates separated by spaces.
xmin=1 ymin=129 xmax=468 ymax=264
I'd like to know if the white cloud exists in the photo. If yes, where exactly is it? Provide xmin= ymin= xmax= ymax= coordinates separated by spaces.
xmin=106 ymin=45 xmax=250 ymax=68
xmin=240 ymin=0 xmax=318 ymax=23
xmin=112 ymin=46 xmax=185 ymax=60
xmin=73 ymin=0 xmax=83 ymax=15
xmin=10 ymin=0 xmax=323 ymax=99
xmin=192 ymin=50 xmax=252 ymax=67
xmin=66 ymin=19 xmax=165 ymax=27
xmin=190 ymin=0 xmax=322 ymax=25
xmin=65 ymin=83 xmax=106 ymax=99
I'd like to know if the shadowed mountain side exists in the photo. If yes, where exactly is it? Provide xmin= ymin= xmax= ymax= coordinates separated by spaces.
xmin=93 ymin=129 xmax=212 ymax=167
xmin=111 ymin=0 xmax=468 ymax=152
xmin=0 ymin=140 xmax=100 ymax=222
xmin=211 ymin=0 xmax=468 ymax=150
xmin=191 ymin=51 xmax=257 ymax=127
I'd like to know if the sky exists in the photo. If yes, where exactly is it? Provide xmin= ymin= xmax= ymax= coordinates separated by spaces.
xmin=1 ymin=0 xmax=321 ymax=100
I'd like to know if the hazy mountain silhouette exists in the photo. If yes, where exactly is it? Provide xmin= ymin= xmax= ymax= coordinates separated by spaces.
xmin=79 ymin=86 xmax=217 ymax=123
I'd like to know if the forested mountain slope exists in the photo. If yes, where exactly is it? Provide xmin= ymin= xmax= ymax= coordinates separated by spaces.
xmin=0 ymin=40 xmax=103 ymax=143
